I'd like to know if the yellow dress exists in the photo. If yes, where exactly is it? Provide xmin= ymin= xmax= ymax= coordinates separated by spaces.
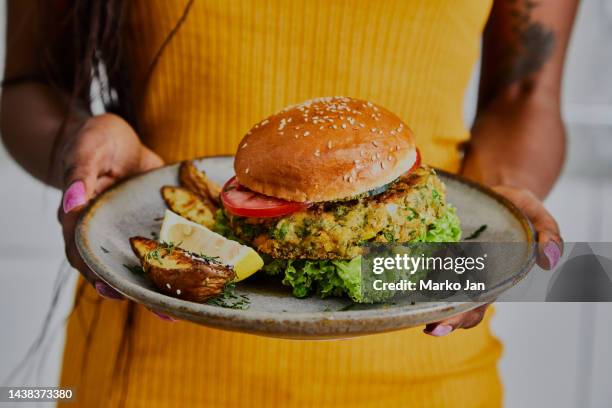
xmin=60 ymin=1 xmax=502 ymax=406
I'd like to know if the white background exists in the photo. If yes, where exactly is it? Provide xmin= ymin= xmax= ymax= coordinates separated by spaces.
xmin=1 ymin=1 xmax=611 ymax=407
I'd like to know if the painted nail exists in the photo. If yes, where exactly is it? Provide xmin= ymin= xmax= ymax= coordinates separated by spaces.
xmin=425 ymin=324 xmax=453 ymax=337
xmin=94 ymin=281 xmax=123 ymax=300
xmin=544 ymin=241 xmax=561 ymax=270
xmin=63 ymin=181 xmax=87 ymax=213
xmin=152 ymin=310 xmax=176 ymax=322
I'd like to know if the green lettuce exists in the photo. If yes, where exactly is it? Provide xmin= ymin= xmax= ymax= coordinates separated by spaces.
xmin=214 ymin=206 xmax=461 ymax=302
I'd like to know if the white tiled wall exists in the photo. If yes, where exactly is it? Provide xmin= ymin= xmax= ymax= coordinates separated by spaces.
xmin=0 ymin=1 xmax=611 ymax=407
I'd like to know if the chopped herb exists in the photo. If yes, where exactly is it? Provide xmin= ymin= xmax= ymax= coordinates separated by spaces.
xmin=406 ymin=207 xmax=418 ymax=221
xmin=274 ymin=223 xmax=289 ymax=240
xmin=432 ymin=189 xmax=441 ymax=202
xmin=240 ymin=222 xmax=262 ymax=240
xmin=154 ymin=216 xmax=164 ymax=222
xmin=333 ymin=205 xmax=349 ymax=219
xmin=123 ymin=263 xmax=144 ymax=275
xmin=100 ymin=246 xmax=110 ymax=254
xmin=296 ymin=219 xmax=313 ymax=238
xmin=465 ymin=224 xmax=487 ymax=240
xmin=146 ymin=241 xmax=179 ymax=262
xmin=196 ymin=253 xmax=222 ymax=264
xmin=382 ymin=230 xmax=396 ymax=242
xmin=206 ymin=283 xmax=250 ymax=310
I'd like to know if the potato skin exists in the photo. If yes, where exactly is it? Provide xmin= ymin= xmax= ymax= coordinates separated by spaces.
xmin=161 ymin=185 xmax=215 ymax=229
xmin=179 ymin=161 xmax=221 ymax=209
xmin=130 ymin=237 xmax=234 ymax=302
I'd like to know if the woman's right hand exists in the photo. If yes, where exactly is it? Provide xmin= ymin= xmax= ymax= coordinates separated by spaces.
xmin=56 ymin=113 xmax=164 ymax=299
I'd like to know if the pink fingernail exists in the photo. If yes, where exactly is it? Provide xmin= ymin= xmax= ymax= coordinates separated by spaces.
xmin=94 ymin=281 xmax=123 ymax=300
xmin=425 ymin=324 xmax=453 ymax=337
xmin=63 ymin=181 xmax=87 ymax=213
xmin=152 ymin=310 xmax=176 ymax=322
xmin=544 ymin=241 xmax=561 ymax=270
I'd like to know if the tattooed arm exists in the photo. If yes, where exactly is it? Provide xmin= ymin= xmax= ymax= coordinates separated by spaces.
xmin=462 ymin=0 xmax=579 ymax=198
xmin=425 ymin=0 xmax=579 ymax=337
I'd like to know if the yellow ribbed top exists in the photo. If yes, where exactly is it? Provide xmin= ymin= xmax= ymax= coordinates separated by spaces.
xmin=60 ymin=1 xmax=503 ymax=407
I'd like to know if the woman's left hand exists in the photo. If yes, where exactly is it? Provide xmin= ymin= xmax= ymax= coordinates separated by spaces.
xmin=423 ymin=184 xmax=563 ymax=337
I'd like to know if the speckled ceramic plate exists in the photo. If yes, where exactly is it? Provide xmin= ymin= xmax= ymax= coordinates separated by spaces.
xmin=76 ymin=156 xmax=536 ymax=339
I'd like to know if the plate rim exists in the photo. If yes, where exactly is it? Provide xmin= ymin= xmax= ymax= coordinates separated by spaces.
xmin=75 ymin=155 xmax=536 ymax=337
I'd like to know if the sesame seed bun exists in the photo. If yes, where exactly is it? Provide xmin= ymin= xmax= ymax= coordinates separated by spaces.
xmin=234 ymin=96 xmax=417 ymax=202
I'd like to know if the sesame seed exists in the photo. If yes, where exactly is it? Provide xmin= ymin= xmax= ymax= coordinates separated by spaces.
xmin=166 ymin=283 xmax=171 ymax=289
xmin=360 ymin=123 xmax=366 ymax=128
xmin=304 ymin=131 xmax=310 ymax=136
xmin=245 ymin=168 xmax=250 ymax=174
xmin=319 ymin=125 xmax=325 ymax=130
xmin=372 ymin=140 xmax=379 ymax=147
xmin=314 ymin=150 xmax=320 ymax=157
xmin=287 ymin=118 xmax=292 ymax=122
xmin=241 ymin=143 xmax=248 ymax=149
xmin=331 ymin=125 xmax=338 ymax=130
xmin=341 ymin=123 xmax=347 ymax=129
xmin=388 ymin=156 xmax=393 ymax=161
xmin=261 ymin=119 xmax=269 ymax=126
xmin=390 ymin=130 xmax=396 ymax=135
xmin=378 ymin=130 xmax=383 ymax=135
xmin=371 ymin=128 xmax=377 ymax=133
xmin=327 ymin=141 xmax=333 ymax=149
xmin=177 ymin=289 xmax=182 ymax=295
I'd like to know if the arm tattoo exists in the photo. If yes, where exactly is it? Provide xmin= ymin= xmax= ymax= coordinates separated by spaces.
xmin=482 ymin=0 xmax=556 ymax=103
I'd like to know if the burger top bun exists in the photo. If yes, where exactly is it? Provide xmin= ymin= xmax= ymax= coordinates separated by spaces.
xmin=234 ymin=96 xmax=417 ymax=202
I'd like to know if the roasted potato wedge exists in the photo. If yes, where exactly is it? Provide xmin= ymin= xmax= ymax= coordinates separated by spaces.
xmin=161 ymin=186 xmax=215 ymax=229
xmin=130 ymin=237 xmax=234 ymax=302
xmin=179 ymin=161 xmax=221 ymax=210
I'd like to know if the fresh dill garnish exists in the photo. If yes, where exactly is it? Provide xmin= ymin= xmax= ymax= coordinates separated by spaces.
xmin=206 ymin=283 xmax=250 ymax=310
xmin=196 ymin=253 xmax=222 ymax=264
xmin=100 ymin=246 xmax=110 ymax=254
xmin=465 ymin=224 xmax=487 ymax=240
xmin=123 ymin=263 xmax=145 ymax=275
xmin=146 ymin=241 xmax=180 ymax=262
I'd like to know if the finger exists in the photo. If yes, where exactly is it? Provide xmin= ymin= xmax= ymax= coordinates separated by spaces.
xmin=139 ymin=147 xmax=165 ymax=172
xmin=150 ymin=309 xmax=177 ymax=322
xmin=423 ymin=304 xmax=489 ymax=336
xmin=94 ymin=281 xmax=124 ymax=300
xmin=493 ymin=186 xmax=563 ymax=270
xmin=57 ymin=205 xmax=124 ymax=300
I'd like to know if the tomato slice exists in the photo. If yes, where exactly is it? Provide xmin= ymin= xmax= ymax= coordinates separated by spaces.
xmin=407 ymin=148 xmax=421 ymax=174
xmin=221 ymin=176 xmax=309 ymax=218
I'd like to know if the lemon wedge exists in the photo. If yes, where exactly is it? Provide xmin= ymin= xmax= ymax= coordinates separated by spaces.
xmin=159 ymin=209 xmax=263 ymax=282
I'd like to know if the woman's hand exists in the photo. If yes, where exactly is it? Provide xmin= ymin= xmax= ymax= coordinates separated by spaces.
xmin=424 ymin=96 xmax=565 ymax=337
xmin=56 ymin=113 xmax=164 ymax=299
xmin=423 ymin=185 xmax=563 ymax=336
